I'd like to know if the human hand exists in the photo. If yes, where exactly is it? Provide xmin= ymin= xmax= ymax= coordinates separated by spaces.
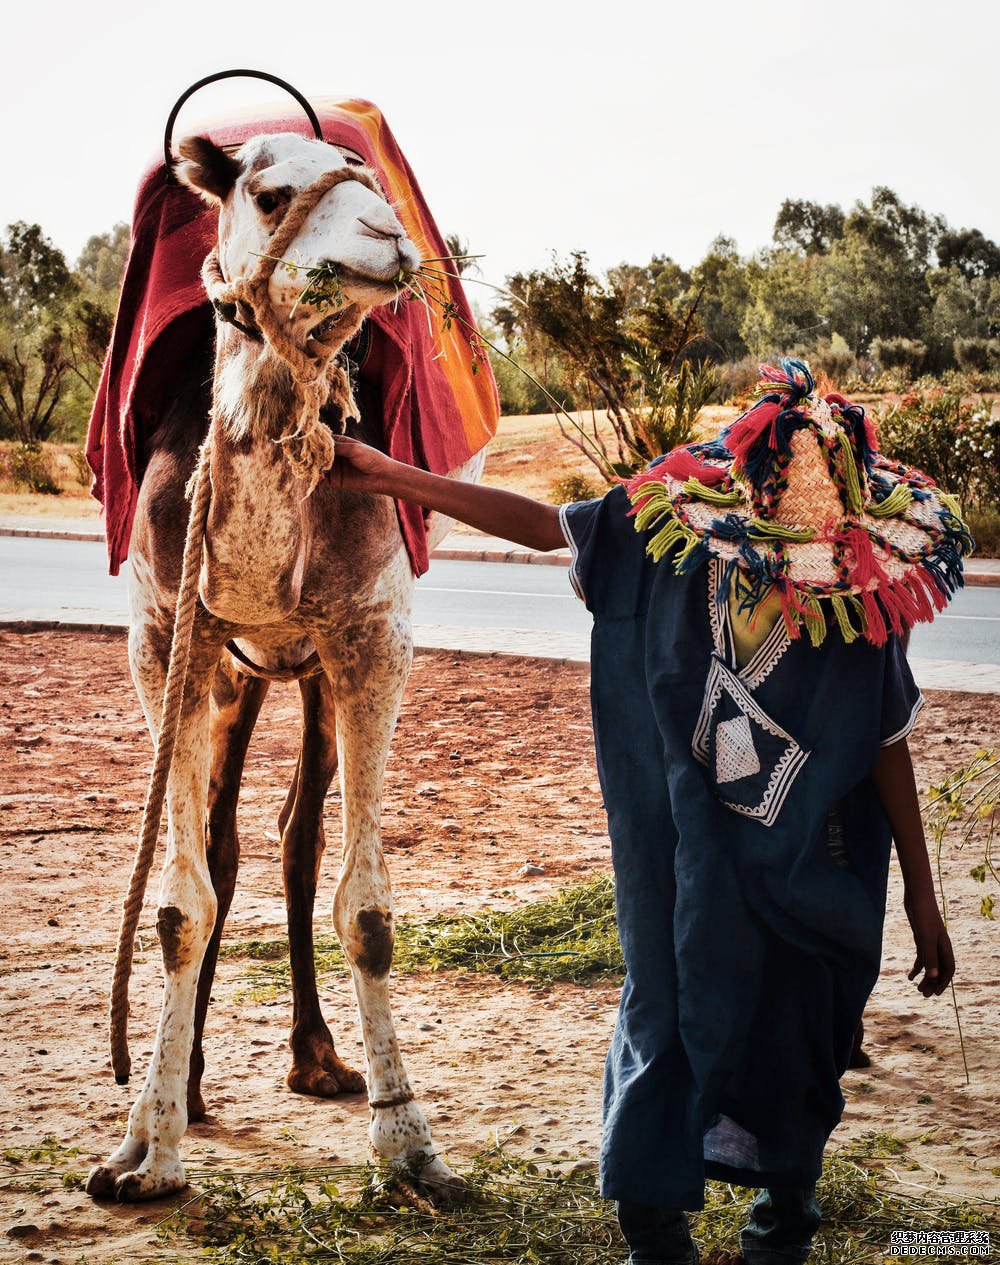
xmin=330 ymin=435 xmax=401 ymax=493
xmin=904 ymin=894 xmax=955 ymax=997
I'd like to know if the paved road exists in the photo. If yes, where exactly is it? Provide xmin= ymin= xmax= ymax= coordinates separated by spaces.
xmin=0 ymin=535 xmax=997 ymax=666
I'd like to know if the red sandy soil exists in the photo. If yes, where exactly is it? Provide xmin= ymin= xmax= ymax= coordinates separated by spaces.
xmin=0 ymin=631 xmax=997 ymax=1263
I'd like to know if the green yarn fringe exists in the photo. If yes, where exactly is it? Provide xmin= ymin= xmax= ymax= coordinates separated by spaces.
xmin=837 ymin=431 xmax=866 ymax=514
xmin=682 ymin=477 xmax=743 ymax=506
xmin=747 ymin=518 xmax=816 ymax=543
xmin=866 ymin=483 xmax=913 ymax=517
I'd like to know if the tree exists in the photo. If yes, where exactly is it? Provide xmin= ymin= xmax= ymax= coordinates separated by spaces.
xmin=495 ymin=251 xmax=712 ymax=476
xmin=773 ymin=199 xmax=845 ymax=254
xmin=76 ymin=223 xmax=130 ymax=291
xmin=0 ymin=221 xmax=75 ymax=320
xmin=740 ymin=249 xmax=823 ymax=358
xmin=687 ymin=237 xmax=751 ymax=361
xmin=0 ymin=324 xmax=69 ymax=444
xmin=936 ymin=228 xmax=1000 ymax=280
xmin=0 ymin=222 xmax=76 ymax=443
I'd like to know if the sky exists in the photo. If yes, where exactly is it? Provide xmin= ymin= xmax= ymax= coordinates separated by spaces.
xmin=2 ymin=0 xmax=998 ymax=291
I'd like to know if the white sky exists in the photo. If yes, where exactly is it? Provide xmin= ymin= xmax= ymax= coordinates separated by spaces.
xmin=3 ymin=0 xmax=998 ymax=290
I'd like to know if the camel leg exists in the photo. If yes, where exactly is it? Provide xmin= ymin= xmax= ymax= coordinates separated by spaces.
xmin=187 ymin=657 xmax=271 ymax=1121
xmin=283 ymin=672 xmax=366 ymax=1097
xmin=87 ymin=620 xmax=223 ymax=1202
xmin=315 ymin=625 xmax=462 ymax=1201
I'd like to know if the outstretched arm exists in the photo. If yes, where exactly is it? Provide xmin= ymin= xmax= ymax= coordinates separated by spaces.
xmin=872 ymin=737 xmax=955 ymax=997
xmin=331 ymin=436 xmax=567 ymax=552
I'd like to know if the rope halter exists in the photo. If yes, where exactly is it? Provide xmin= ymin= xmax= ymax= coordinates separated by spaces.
xmin=201 ymin=162 xmax=388 ymax=492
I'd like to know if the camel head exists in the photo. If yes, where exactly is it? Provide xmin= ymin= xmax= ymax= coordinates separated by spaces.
xmin=177 ymin=133 xmax=420 ymax=344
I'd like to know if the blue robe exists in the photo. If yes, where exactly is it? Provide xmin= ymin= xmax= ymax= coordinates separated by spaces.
xmin=559 ymin=487 xmax=922 ymax=1210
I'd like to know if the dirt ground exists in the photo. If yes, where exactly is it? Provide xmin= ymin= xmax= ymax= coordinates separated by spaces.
xmin=0 ymin=631 xmax=997 ymax=1263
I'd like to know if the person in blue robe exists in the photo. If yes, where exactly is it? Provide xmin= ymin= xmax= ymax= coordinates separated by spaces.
xmin=329 ymin=360 xmax=965 ymax=1264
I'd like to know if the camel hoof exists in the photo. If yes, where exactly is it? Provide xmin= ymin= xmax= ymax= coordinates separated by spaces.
xmin=85 ymin=1164 xmax=120 ymax=1200
xmin=397 ymin=1156 xmax=468 ymax=1209
xmin=186 ymin=1089 xmax=208 ymax=1123
xmin=287 ymin=1062 xmax=366 ymax=1098
xmin=113 ymin=1165 xmax=188 ymax=1203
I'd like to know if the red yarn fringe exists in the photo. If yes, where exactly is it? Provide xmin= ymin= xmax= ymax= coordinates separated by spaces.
xmin=859 ymin=590 xmax=888 ymax=646
xmin=824 ymin=524 xmax=890 ymax=588
xmin=660 ymin=447 xmax=728 ymax=486
xmin=725 ymin=401 xmax=782 ymax=467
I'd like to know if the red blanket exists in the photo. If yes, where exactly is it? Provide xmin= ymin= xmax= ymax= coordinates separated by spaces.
xmin=85 ymin=97 xmax=499 ymax=577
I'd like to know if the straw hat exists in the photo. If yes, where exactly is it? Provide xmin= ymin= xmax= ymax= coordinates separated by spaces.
xmin=626 ymin=359 xmax=974 ymax=646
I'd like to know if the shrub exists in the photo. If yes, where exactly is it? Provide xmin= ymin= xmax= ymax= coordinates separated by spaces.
xmin=68 ymin=446 xmax=92 ymax=487
xmin=811 ymin=332 xmax=855 ymax=386
xmin=550 ymin=473 xmax=601 ymax=504
xmin=0 ymin=442 xmax=60 ymax=494
xmin=967 ymin=508 xmax=1000 ymax=556
xmin=954 ymin=337 xmax=1000 ymax=374
xmin=871 ymin=337 xmax=927 ymax=381
xmin=874 ymin=392 xmax=999 ymax=511
xmin=717 ymin=355 xmax=761 ymax=403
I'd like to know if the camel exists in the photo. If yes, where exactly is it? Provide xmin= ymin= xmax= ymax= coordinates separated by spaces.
xmin=86 ymin=130 xmax=483 ymax=1203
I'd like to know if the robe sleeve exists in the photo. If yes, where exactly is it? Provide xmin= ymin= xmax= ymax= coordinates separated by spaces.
xmin=879 ymin=635 xmax=924 ymax=747
xmin=558 ymin=497 xmax=605 ymax=608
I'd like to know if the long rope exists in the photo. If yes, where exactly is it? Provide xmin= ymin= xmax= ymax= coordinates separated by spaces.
xmin=109 ymin=441 xmax=212 ymax=1082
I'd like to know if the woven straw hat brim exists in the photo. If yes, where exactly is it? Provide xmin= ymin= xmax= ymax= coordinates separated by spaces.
xmin=627 ymin=438 xmax=973 ymax=647
xmin=654 ymin=454 xmax=959 ymax=593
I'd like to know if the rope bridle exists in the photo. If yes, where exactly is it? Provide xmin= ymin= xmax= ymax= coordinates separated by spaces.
xmin=108 ymin=162 xmax=388 ymax=1084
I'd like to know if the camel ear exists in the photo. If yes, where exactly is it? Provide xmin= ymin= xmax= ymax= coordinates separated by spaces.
xmin=175 ymin=136 xmax=242 ymax=203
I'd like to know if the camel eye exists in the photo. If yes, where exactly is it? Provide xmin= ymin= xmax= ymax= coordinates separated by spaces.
xmin=255 ymin=190 xmax=282 ymax=215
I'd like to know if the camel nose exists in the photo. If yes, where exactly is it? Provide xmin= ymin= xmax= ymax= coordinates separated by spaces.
xmin=357 ymin=215 xmax=404 ymax=243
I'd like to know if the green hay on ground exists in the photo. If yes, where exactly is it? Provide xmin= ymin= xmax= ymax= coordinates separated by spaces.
xmin=155 ymin=1135 xmax=998 ymax=1265
xmin=221 ymin=876 xmax=623 ymax=997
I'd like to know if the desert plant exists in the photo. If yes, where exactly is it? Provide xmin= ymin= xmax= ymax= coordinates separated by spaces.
xmin=494 ymin=252 xmax=710 ymax=478
xmin=926 ymin=750 xmax=999 ymax=923
xmin=953 ymin=337 xmax=1000 ymax=374
xmin=1 ymin=441 xmax=59 ymax=494
xmin=871 ymin=336 xmax=927 ymax=381
xmin=812 ymin=331 xmax=856 ymax=385
xmin=875 ymin=392 xmax=999 ymax=511
xmin=550 ymin=473 xmax=600 ymax=504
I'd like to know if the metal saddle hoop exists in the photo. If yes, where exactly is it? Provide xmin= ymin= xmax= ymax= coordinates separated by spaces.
xmin=162 ymin=68 xmax=325 ymax=180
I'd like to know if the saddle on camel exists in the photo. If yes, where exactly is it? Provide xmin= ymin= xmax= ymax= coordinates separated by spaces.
xmin=83 ymin=71 xmax=499 ymax=1204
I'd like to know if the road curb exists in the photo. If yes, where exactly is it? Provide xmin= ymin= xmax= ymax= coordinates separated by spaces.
xmin=0 ymin=617 xmax=592 ymax=672
xmin=3 ymin=525 xmax=998 ymax=584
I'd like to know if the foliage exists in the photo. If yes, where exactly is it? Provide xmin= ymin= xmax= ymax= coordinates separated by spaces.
xmin=874 ymin=391 xmax=999 ymax=511
xmin=0 ymin=222 xmax=125 ymax=445
xmin=0 ymin=326 xmax=71 ymax=444
xmin=550 ymin=472 xmax=601 ymax=504
xmin=871 ymin=337 xmax=928 ymax=381
xmin=925 ymin=750 xmax=1000 ymax=922
xmin=224 ymin=877 xmax=623 ymax=998
xmin=953 ymin=337 xmax=1000 ymax=374
xmin=811 ymin=332 xmax=856 ymax=385
xmin=967 ymin=508 xmax=1000 ymax=556
xmin=154 ymin=1136 xmax=998 ymax=1265
xmin=937 ymin=228 xmax=1000 ymax=279
xmin=773 ymin=198 xmax=846 ymax=254
xmin=0 ymin=442 xmax=60 ymax=493
xmin=495 ymin=251 xmax=714 ymax=477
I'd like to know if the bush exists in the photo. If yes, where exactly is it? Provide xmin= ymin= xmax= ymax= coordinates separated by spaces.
xmin=954 ymin=337 xmax=1000 ymax=374
xmin=68 ymin=446 xmax=92 ymax=487
xmin=875 ymin=392 xmax=999 ymax=511
xmin=550 ymin=473 xmax=601 ymax=504
xmin=0 ymin=442 xmax=60 ymax=494
xmin=811 ymin=332 xmax=855 ymax=386
xmin=871 ymin=337 xmax=927 ymax=381
xmin=717 ymin=355 xmax=761 ymax=402
xmin=487 ymin=345 xmax=577 ymax=416
xmin=967 ymin=508 xmax=1000 ymax=556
